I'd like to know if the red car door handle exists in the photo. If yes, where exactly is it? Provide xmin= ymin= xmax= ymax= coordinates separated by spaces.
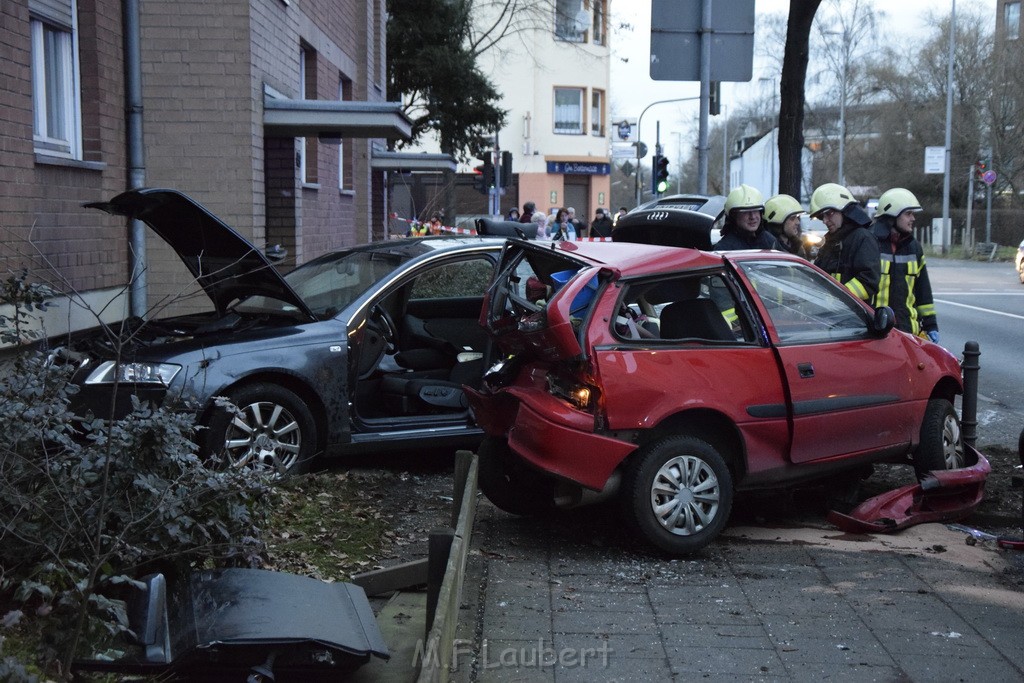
xmin=797 ymin=362 xmax=814 ymax=378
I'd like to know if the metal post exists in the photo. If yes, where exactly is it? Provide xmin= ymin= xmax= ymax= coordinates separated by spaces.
xmin=965 ymin=166 xmax=974 ymax=251
xmin=941 ymin=0 xmax=956 ymax=254
xmin=985 ymin=181 xmax=992 ymax=243
xmin=838 ymin=31 xmax=848 ymax=188
xmin=961 ymin=341 xmax=980 ymax=448
xmin=721 ymin=104 xmax=728 ymax=194
xmin=697 ymin=0 xmax=712 ymax=194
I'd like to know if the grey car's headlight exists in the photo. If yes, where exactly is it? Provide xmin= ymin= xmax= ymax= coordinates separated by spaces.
xmin=84 ymin=360 xmax=181 ymax=386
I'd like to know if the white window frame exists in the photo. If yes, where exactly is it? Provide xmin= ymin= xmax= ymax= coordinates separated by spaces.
xmin=1007 ymin=1 xmax=1021 ymax=40
xmin=553 ymin=87 xmax=584 ymax=135
xmin=337 ymin=80 xmax=345 ymax=191
xmin=31 ymin=13 xmax=82 ymax=159
xmin=590 ymin=89 xmax=604 ymax=137
xmin=299 ymin=46 xmax=309 ymax=184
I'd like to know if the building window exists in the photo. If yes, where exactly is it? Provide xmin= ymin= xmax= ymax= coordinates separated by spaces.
xmin=592 ymin=0 xmax=606 ymax=46
xmin=555 ymin=0 xmax=585 ymax=42
xmin=1006 ymin=1 xmax=1021 ymax=40
xmin=339 ymin=77 xmax=354 ymax=192
xmin=300 ymin=45 xmax=318 ymax=185
xmin=554 ymin=87 xmax=584 ymax=134
xmin=590 ymin=89 xmax=605 ymax=136
xmin=30 ymin=4 xmax=81 ymax=159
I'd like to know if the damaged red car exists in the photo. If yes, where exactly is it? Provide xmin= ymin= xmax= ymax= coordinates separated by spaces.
xmin=467 ymin=221 xmax=966 ymax=555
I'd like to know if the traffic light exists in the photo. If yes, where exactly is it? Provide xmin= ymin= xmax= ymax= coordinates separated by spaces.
xmin=473 ymin=151 xmax=494 ymax=194
xmin=655 ymin=156 xmax=670 ymax=194
xmin=709 ymin=81 xmax=721 ymax=116
xmin=500 ymin=151 xmax=513 ymax=189
xmin=650 ymin=154 xmax=662 ymax=193
xmin=975 ymin=159 xmax=987 ymax=180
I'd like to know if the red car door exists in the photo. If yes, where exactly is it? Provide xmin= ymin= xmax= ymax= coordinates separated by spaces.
xmin=735 ymin=258 xmax=919 ymax=463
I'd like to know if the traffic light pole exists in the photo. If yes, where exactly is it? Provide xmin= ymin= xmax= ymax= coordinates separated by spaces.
xmin=634 ymin=96 xmax=700 ymax=207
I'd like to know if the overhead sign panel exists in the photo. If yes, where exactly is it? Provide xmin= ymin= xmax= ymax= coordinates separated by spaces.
xmin=650 ymin=0 xmax=755 ymax=82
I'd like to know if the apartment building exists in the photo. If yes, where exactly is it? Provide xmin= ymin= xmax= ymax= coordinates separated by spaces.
xmin=1 ymin=0 xmax=409 ymax=334
xmin=399 ymin=0 xmax=612 ymax=225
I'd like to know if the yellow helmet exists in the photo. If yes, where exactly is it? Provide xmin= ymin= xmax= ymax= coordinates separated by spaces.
xmin=809 ymin=183 xmax=856 ymax=217
xmin=876 ymin=188 xmax=922 ymax=217
xmin=724 ymin=184 xmax=764 ymax=214
xmin=764 ymin=194 xmax=804 ymax=224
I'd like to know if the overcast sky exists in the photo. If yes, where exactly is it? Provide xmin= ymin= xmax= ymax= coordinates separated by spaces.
xmin=609 ymin=0 xmax=997 ymax=164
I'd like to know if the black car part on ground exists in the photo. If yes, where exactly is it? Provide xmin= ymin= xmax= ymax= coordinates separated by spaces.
xmin=72 ymin=568 xmax=388 ymax=681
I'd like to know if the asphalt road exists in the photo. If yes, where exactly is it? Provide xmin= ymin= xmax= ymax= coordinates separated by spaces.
xmin=928 ymin=258 xmax=1024 ymax=449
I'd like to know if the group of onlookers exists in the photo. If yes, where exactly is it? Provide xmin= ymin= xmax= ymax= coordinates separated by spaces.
xmin=515 ymin=201 xmax=626 ymax=239
xmin=715 ymin=182 xmax=939 ymax=341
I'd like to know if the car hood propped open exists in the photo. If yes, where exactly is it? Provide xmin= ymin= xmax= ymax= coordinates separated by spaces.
xmin=86 ymin=188 xmax=315 ymax=320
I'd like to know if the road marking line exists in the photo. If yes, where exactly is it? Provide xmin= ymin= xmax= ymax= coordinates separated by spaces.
xmin=934 ymin=299 xmax=1024 ymax=320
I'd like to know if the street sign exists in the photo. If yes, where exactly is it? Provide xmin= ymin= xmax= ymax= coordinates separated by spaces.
xmin=650 ymin=0 xmax=755 ymax=82
xmin=924 ymin=146 xmax=945 ymax=174
xmin=633 ymin=141 xmax=648 ymax=159
xmin=982 ymin=169 xmax=997 ymax=185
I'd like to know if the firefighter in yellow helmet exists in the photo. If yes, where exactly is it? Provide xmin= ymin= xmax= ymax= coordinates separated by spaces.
xmin=764 ymin=193 xmax=809 ymax=258
xmin=871 ymin=188 xmax=939 ymax=342
xmin=714 ymin=185 xmax=780 ymax=251
xmin=809 ymin=183 xmax=880 ymax=302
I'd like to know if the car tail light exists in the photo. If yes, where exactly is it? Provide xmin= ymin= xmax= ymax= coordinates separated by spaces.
xmin=546 ymin=371 xmax=599 ymax=412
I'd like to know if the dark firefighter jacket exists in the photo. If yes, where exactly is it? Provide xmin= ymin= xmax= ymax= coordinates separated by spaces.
xmin=813 ymin=209 xmax=880 ymax=303
xmin=714 ymin=223 xmax=780 ymax=251
xmin=871 ymin=221 xmax=938 ymax=335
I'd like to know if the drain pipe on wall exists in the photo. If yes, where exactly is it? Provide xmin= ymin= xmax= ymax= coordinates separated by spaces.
xmin=124 ymin=0 xmax=147 ymax=318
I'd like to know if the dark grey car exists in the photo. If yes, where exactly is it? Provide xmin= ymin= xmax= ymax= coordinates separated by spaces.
xmin=66 ymin=189 xmax=502 ymax=474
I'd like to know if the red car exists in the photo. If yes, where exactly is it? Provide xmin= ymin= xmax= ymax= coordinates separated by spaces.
xmin=467 ymin=222 xmax=965 ymax=555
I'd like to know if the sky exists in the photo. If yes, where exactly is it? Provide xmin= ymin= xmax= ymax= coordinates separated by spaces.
xmin=609 ymin=0 xmax=998 ymax=169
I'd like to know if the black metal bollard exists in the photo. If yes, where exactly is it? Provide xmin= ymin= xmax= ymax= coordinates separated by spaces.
xmin=961 ymin=341 xmax=980 ymax=448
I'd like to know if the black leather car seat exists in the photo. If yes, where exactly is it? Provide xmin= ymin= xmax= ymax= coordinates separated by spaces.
xmin=659 ymin=298 xmax=733 ymax=341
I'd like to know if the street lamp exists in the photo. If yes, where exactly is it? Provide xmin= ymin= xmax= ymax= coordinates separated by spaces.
xmin=941 ymin=0 xmax=956 ymax=254
xmin=670 ymin=131 xmax=683 ymax=194
xmin=759 ymin=77 xmax=777 ymax=195
xmin=823 ymin=29 xmax=850 ymax=187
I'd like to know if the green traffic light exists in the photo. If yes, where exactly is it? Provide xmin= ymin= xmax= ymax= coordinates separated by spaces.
xmin=657 ymin=180 xmax=668 ymax=193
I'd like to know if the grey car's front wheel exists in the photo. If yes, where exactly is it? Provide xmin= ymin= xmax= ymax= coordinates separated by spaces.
xmin=622 ymin=435 xmax=733 ymax=555
xmin=913 ymin=398 xmax=964 ymax=478
xmin=206 ymin=383 xmax=316 ymax=476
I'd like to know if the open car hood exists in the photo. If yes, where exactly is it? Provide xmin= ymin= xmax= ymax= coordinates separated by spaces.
xmin=86 ymin=188 xmax=315 ymax=320
xmin=613 ymin=196 xmax=723 ymax=250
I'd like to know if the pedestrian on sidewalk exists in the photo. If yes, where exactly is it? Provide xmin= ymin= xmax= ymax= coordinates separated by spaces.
xmin=590 ymin=208 xmax=613 ymax=238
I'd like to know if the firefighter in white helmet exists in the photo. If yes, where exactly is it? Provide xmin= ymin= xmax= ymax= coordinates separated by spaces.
xmin=871 ymin=188 xmax=939 ymax=342
xmin=714 ymin=184 xmax=780 ymax=251
xmin=809 ymin=183 xmax=880 ymax=303
xmin=764 ymin=193 xmax=809 ymax=258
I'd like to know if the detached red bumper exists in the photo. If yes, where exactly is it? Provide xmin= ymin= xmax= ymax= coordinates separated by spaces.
xmin=827 ymin=445 xmax=991 ymax=534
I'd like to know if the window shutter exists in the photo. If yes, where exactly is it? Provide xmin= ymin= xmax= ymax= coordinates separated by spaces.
xmin=30 ymin=0 xmax=74 ymax=28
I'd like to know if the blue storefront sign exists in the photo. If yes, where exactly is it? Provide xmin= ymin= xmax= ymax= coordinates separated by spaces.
xmin=546 ymin=161 xmax=610 ymax=175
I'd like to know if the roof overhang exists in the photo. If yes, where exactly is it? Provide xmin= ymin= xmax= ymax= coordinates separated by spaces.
xmin=263 ymin=95 xmax=412 ymax=140
xmin=371 ymin=150 xmax=457 ymax=172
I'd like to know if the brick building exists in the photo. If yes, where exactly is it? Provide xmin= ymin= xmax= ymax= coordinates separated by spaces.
xmin=1 ymin=0 xmax=410 ymax=335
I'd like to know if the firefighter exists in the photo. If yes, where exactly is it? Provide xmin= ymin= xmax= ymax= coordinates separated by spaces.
xmin=764 ymin=194 xmax=809 ymax=258
xmin=871 ymin=188 xmax=939 ymax=342
xmin=714 ymin=184 xmax=780 ymax=251
xmin=809 ymin=183 xmax=880 ymax=303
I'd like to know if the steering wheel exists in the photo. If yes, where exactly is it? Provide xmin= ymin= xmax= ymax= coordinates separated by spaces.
xmin=370 ymin=304 xmax=398 ymax=355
